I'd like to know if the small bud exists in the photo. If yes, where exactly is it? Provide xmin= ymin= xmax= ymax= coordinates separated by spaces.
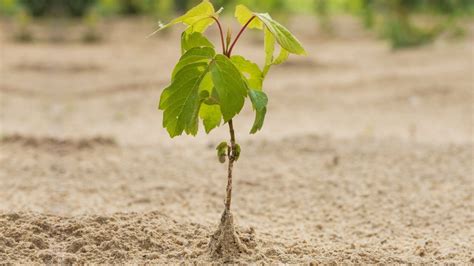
xmin=216 ymin=141 xmax=228 ymax=164
xmin=219 ymin=154 xmax=226 ymax=163
xmin=234 ymin=144 xmax=241 ymax=161
xmin=226 ymin=28 xmax=232 ymax=48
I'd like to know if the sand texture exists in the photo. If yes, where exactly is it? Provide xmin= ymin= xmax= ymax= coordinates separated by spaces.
xmin=0 ymin=17 xmax=473 ymax=263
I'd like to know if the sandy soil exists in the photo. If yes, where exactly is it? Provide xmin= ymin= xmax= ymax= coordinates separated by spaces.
xmin=0 ymin=17 xmax=473 ymax=263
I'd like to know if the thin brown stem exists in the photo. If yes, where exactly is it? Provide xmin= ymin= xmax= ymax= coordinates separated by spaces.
xmin=225 ymin=119 xmax=236 ymax=212
xmin=227 ymin=16 xmax=256 ymax=56
xmin=211 ymin=16 xmax=226 ymax=54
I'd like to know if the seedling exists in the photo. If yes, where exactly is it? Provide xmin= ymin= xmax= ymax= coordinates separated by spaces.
xmin=154 ymin=0 xmax=305 ymax=259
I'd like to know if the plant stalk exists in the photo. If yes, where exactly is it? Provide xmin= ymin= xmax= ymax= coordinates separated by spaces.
xmin=211 ymin=16 xmax=226 ymax=54
xmin=226 ymin=16 xmax=256 ymax=56
xmin=225 ymin=119 xmax=236 ymax=212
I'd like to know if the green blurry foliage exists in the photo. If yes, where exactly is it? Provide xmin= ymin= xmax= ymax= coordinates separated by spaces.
xmin=94 ymin=0 xmax=121 ymax=16
xmin=238 ymin=0 xmax=285 ymax=12
xmin=3 ymin=0 xmax=471 ymax=50
xmin=314 ymin=0 xmax=333 ymax=34
xmin=19 ymin=0 xmax=94 ymax=17
xmin=380 ymin=0 xmax=451 ymax=49
xmin=14 ymin=8 xmax=33 ymax=42
xmin=82 ymin=9 xmax=101 ymax=42
xmin=20 ymin=0 xmax=50 ymax=16
xmin=66 ymin=0 xmax=95 ymax=17
xmin=0 ymin=0 xmax=21 ymax=16
xmin=382 ymin=16 xmax=438 ymax=49
xmin=119 ymin=0 xmax=143 ymax=15
xmin=8 ymin=0 xmax=474 ymax=18
xmin=360 ymin=0 xmax=375 ymax=29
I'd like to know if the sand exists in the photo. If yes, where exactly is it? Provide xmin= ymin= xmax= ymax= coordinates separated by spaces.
xmin=0 ymin=17 xmax=473 ymax=263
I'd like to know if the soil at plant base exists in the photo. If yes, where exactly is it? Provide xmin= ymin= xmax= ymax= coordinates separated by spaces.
xmin=0 ymin=17 xmax=473 ymax=264
xmin=208 ymin=210 xmax=254 ymax=261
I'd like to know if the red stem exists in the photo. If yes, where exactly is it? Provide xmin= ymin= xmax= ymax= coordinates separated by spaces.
xmin=226 ymin=16 xmax=256 ymax=57
xmin=211 ymin=16 xmax=226 ymax=54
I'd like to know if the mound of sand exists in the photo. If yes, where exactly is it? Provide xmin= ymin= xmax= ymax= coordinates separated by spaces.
xmin=0 ymin=212 xmax=258 ymax=264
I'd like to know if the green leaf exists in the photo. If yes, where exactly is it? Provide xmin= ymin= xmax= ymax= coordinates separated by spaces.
xmin=273 ymin=48 xmax=289 ymax=65
xmin=198 ymin=72 xmax=214 ymax=99
xmin=248 ymin=89 xmax=268 ymax=111
xmin=250 ymin=107 xmax=267 ymax=134
xmin=159 ymin=62 xmax=211 ymax=137
xmin=234 ymin=5 xmax=306 ymax=56
xmin=210 ymin=55 xmax=248 ymax=122
xmin=171 ymin=47 xmax=215 ymax=80
xmin=199 ymin=103 xmax=222 ymax=133
xmin=263 ymin=27 xmax=275 ymax=76
xmin=181 ymin=32 xmax=214 ymax=54
xmin=230 ymin=55 xmax=263 ymax=90
xmin=255 ymin=13 xmax=306 ymax=55
xmin=234 ymin=4 xmax=263 ymax=29
xmin=153 ymin=0 xmax=216 ymax=34
xmin=249 ymin=89 xmax=268 ymax=134
xmin=263 ymin=28 xmax=290 ymax=76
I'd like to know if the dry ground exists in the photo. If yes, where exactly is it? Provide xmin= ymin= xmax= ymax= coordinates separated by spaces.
xmin=0 ymin=17 xmax=473 ymax=263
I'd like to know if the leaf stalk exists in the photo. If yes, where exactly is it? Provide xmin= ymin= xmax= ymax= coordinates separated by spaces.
xmin=211 ymin=16 xmax=226 ymax=55
xmin=227 ymin=16 xmax=256 ymax=56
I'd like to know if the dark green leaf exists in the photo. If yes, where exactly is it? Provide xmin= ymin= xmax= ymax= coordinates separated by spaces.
xmin=159 ymin=62 xmax=211 ymax=137
xmin=249 ymin=89 xmax=268 ymax=134
xmin=250 ymin=107 xmax=267 ymax=134
xmin=210 ymin=54 xmax=248 ymax=122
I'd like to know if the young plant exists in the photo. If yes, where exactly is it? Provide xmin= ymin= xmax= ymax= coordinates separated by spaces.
xmin=155 ymin=0 xmax=305 ymax=259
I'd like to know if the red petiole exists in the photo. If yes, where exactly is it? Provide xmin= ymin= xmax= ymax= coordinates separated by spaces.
xmin=211 ymin=16 xmax=226 ymax=55
xmin=213 ymin=16 xmax=256 ymax=57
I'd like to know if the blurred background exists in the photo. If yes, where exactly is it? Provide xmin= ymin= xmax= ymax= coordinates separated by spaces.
xmin=0 ymin=0 xmax=473 ymax=47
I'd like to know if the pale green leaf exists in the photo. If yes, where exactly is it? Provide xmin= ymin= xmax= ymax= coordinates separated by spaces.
xmin=263 ymin=28 xmax=290 ymax=76
xmin=200 ymin=104 xmax=222 ymax=133
xmin=273 ymin=47 xmax=289 ymax=65
xmin=153 ymin=0 xmax=215 ymax=34
xmin=181 ymin=32 xmax=214 ymax=54
xmin=210 ymin=55 xmax=248 ymax=122
xmin=249 ymin=89 xmax=268 ymax=134
xmin=234 ymin=4 xmax=263 ymax=29
xmin=255 ymin=13 xmax=306 ymax=55
xmin=263 ymin=27 xmax=275 ymax=76
xmin=234 ymin=5 xmax=305 ymax=55
xmin=230 ymin=55 xmax=263 ymax=90
xmin=159 ymin=62 xmax=211 ymax=137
